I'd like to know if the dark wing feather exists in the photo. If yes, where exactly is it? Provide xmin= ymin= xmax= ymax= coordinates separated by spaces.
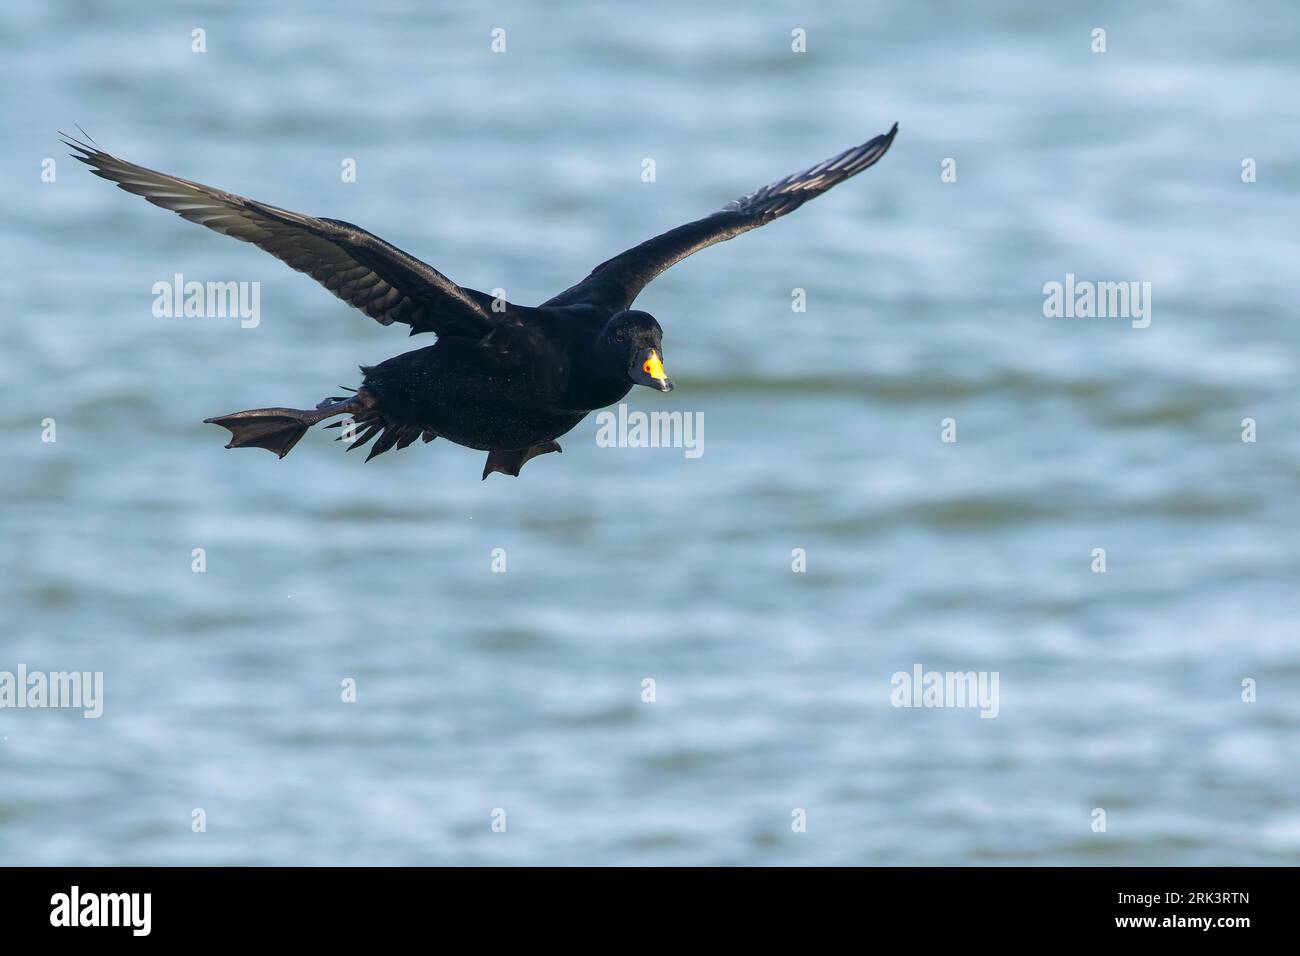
xmin=545 ymin=124 xmax=898 ymax=311
xmin=62 ymin=133 xmax=499 ymax=339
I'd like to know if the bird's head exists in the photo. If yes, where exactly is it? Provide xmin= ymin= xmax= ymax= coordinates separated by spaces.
xmin=602 ymin=310 xmax=673 ymax=392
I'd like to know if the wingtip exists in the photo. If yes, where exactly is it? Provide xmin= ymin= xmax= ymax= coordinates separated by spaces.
xmin=58 ymin=127 xmax=100 ymax=161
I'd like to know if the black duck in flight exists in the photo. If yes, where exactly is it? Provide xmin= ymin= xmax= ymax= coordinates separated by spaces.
xmin=65 ymin=124 xmax=897 ymax=479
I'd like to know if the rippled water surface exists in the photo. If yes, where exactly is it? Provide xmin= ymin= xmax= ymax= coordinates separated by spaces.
xmin=1 ymin=1 xmax=1298 ymax=864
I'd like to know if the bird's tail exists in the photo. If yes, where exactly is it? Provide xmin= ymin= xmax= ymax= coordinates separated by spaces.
xmin=204 ymin=394 xmax=363 ymax=459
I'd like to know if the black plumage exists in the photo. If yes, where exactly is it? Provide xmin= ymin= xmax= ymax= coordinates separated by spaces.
xmin=64 ymin=124 xmax=897 ymax=479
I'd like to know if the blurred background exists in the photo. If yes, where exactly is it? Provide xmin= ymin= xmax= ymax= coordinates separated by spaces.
xmin=1 ymin=1 xmax=1297 ymax=865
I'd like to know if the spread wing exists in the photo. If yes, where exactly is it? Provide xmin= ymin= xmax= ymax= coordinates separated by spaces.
xmin=545 ymin=124 xmax=898 ymax=311
xmin=63 ymin=132 xmax=500 ymax=339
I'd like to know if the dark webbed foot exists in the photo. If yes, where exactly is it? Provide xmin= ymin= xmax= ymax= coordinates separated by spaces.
xmin=205 ymin=411 xmax=313 ymax=458
xmin=204 ymin=395 xmax=364 ymax=459
xmin=482 ymin=441 xmax=562 ymax=479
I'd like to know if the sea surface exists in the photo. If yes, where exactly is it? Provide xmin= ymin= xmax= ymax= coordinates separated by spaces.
xmin=1 ymin=1 xmax=1297 ymax=865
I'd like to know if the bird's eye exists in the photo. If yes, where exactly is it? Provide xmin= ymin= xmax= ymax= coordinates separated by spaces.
xmin=615 ymin=330 xmax=625 ymax=343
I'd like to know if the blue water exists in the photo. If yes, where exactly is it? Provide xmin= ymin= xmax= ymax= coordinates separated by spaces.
xmin=1 ymin=1 xmax=1298 ymax=865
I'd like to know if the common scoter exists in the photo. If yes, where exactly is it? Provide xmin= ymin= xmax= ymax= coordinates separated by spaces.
xmin=65 ymin=124 xmax=897 ymax=478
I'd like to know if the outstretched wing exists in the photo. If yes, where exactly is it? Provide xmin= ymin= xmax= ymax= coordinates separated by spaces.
xmin=63 ymin=133 xmax=499 ymax=339
xmin=545 ymin=124 xmax=898 ymax=311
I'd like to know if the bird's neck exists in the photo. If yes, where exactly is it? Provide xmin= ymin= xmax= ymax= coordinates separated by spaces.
xmin=569 ymin=335 xmax=633 ymax=411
